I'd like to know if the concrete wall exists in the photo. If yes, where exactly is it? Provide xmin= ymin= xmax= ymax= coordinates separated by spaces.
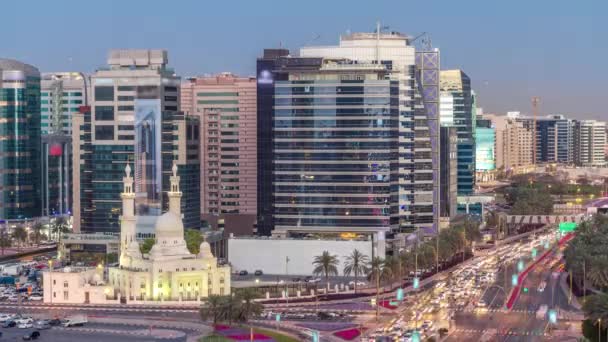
xmin=228 ymin=238 xmax=374 ymax=276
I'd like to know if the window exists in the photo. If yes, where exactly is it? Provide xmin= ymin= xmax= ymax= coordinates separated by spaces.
xmin=95 ymin=86 xmax=114 ymax=101
xmin=117 ymin=96 xmax=134 ymax=101
xmin=197 ymin=92 xmax=238 ymax=97
xmin=117 ymin=105 xmax=134 ymax=111
xmin=53 ymin=280 xmax=56 ymax=285
xmin=118 ymin=125 xmax=134 ymax=130
xmin=118 ymin=135 xmax=134 ymax=140
xmin=95 ymin=106 xmax=114 ymax=121
xmin=158 ymin=282 xmax=162 ymax=288
xmin=164 ymin=86 xmax=178 ymax=92
xmin=95 ymin=125 xmax=114 ymax=140
xmin=63 ymin=281 xmax=68 ymax=288
xmin=164 ymin=96 xmax=177 ymax=101
xmin=220 ymin=288 xmax=225 ymax=295
xmin=63 ymin=291 xmax=69 ymax=300
xmin=117 ymin=86 xmax=135 ymax=91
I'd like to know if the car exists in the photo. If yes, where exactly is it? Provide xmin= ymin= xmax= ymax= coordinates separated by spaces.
xmin=0 ymin=313 xmax=13 ymax=322
xmin=48 ymin=318 xmax=62 ymax=326
xmin=18 ymin=322 xmax=33 ymax=329
xmin=3 ymin=320 xmax=16 ymax=328
xmin=254 ymin=270 xmax=263 ymax=276
xmin=15 ymin=317 xmax=33 ymax=325
xmin=28 ymin=295 xmax=42 ymax=301
xmin=34 ymin=320 xmax=51 ymax=330
xmin=292 ymin=277 xmax=301 ymax=283
xmin=238 ymin=270 xmax=248 ymax=276
xmin=22 ymin=331 xmax=40 ymax=340
xmin=348 ymin=280 xmax=367 ymax=286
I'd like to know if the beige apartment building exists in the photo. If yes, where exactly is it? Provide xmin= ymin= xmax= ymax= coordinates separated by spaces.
xmin=487 ymin=113 xmax=534 ymax=171
xmin=181 ymin=73 xmax=257 ymax=234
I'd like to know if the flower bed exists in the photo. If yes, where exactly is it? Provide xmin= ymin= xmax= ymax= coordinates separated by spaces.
xmin=333 ymin=328 xmax=363 ymax=340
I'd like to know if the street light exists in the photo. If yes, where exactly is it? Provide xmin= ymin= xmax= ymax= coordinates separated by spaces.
xmin=48 ymin=260 xmax=53 ymax=304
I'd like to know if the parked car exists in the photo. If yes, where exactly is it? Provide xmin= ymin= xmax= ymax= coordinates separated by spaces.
xmin=2 ymin=320 xmax=16 ymax=328
xmin=15 ymin=317 xmax=33 ymax=325
xmin=28 ymin=295 xmax=42 ymax=301
xmin=22 ymin=331 xmax=40 ymax=340
xmin=238 ymin=270 xmax=248 ymax=276
xmin=48 ymin=318 xmax=62 ymax=326
xmin=17 ymin=322 xmax=33 ymax=329
xmin=33 ymin=320 xmax=51 ymax=329
xmin=254 ymin=270 xmax=263 ymax=276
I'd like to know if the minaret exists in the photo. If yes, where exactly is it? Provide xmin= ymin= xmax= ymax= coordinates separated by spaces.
xmin=119 ymin=164 xmax=137 ymax=265
xmin=168 ymin=163 xmax=182 ymax=216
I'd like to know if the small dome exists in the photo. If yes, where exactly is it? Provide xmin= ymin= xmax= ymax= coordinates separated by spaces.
xmin=154 ymin=212 xmax=184 ymax=239
xmin=198 ymin=241 xmax=212 ymax=258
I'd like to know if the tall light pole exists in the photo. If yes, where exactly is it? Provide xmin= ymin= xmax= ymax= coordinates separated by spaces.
xmin=48 ymin=260 xmax=53 ymax=304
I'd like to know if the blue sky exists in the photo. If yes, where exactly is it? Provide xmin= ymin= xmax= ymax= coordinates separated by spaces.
xmin=2 ymin=0 xmax=606 ymax=119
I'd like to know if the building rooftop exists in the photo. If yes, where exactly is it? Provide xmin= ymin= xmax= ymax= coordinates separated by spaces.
xmin=0 ymin=59 xmax=39 ymax=77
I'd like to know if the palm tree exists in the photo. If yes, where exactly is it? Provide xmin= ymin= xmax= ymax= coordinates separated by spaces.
xmin=51 ymin=217 xmax=70 ymax=243
xmin=583 ymin=293 xmax=608 ymax=326
xmin=312 ymin=251 xmax=339 ymax=290
xmin=200 ymin=295 xmax=229 ymax=324
xmin=382 ymin=256 xmax=399 ymax=290
xmin=343 ymin=249 xmax=369 ymax=293
xmin=368 ymin=257 xmax=384 ymax=321
xmin=235 ymin=289 xmax=262 ymax=322
xmin=0 ymin=230 xmax=10 ymax=256
xmin=31 ymin=222 xmax=44 ymax=245
xmin=12 ymin=225 xmax=27 ymax=251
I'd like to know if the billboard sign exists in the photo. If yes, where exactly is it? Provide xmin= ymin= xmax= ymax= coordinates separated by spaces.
xmin=134 ymin=99 xmax=162 ymax=215
xmin=559 ymin=222 xmax=577 ymax=233
xmin=475 ymin=127 xmax=495 ymax=171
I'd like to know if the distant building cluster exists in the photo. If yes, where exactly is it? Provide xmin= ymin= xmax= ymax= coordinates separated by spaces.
xmin=1 ymin=28 xmax=607 ymax=279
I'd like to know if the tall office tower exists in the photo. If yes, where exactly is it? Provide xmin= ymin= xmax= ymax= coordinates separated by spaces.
xmin=257 ymin=31 xmax=440 ymax=247
xmin=574 ymin=120 xmax=607 ymax=167
xmin=40 ymin=73 xmax=87 ymax=217
xmin=0 ymin=60 xmax=41 ymax=221
xmin=475 ymin=116 xmax=496 ymax=182
xmin=535 ymin=115 xmax=574 ymax=164
xmin=41 ymin=73 xmax=87 ymax=135
xmin=181 ymin=74 xmax=257 ymax=235
xmin=440 ymin=127 xmax=458 ymax=220
xmin=73 ymin=50 xmax=200 ymax=233
xmin=439 ymin=70 xmax=475 ymax=195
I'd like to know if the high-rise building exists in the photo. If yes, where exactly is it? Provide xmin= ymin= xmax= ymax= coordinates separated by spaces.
xmin=181 ymin=73 xmax=257 ymax=235
xmin=0 ymin=60 xmax=42 ymax=221
xmin=73 ymin=50 xmax=200 ymax=234
xmin=440 ymin=126 xmax=458 ymax=220
xmin=489 ymin=113 xmax=534 ymax=170
xmin=574 ymin=120 xmax=606 ymax=167
xmin=257 ymin=31 xmax=440 ymax=247
xmin=41 ymin=73 xmax=87 ymax=136
xmin=440 ymin=70 xmax=475 ymax=195
xmin=40 ymin=72 xmax=88 ymax=218
xmin=475 ymin=116 xmax=496 ymax=182
xmin=535 ymin=115 xmax=575 ymax=164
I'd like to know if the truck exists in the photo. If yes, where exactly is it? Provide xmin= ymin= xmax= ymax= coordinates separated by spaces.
xmin=536 ymin=304 xmax=548 ymax=319
xmin=62 ymin=315 xmax=87 ymax=327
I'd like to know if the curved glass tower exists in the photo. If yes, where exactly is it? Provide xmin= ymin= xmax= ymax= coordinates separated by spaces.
xmin=0 ymin=59 xmax=41 ymax=220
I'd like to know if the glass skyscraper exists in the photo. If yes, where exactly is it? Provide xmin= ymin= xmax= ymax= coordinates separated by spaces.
xmin=257 ymin=31 xmax=440 ymax=245
xmin=439 ymin=70 xmax=475 ymax=195
xmin=0 ymin=59 xmax=42 ymax=220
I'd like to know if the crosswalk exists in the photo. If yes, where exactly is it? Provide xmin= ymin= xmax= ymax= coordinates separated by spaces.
xmin=456 ymin=307 xmax=536 ymax=315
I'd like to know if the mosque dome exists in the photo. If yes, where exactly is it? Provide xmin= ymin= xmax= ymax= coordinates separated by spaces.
xmin=154 ymin=211 xmax=184 ymax=239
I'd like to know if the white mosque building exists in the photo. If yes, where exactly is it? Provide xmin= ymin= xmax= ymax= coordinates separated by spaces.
xmin=43 ymin=164 xmax=231 ymax=305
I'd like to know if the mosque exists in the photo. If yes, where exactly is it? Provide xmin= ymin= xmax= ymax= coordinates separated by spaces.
xmin=43 ymin=164 xmax=231 ymax=304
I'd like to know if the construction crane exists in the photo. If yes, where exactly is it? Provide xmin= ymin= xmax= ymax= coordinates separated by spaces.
xmin=532 ymin=96 xmax=540 ymax=166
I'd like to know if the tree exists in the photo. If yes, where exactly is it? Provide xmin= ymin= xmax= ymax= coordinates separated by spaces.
xmin=343 ymin=249 xmax=369 ymax=293
xmin=234 ymin=289 xmax=262 ymax=322
xmin=51 ymin=217 xmax=70 ymax=242
xmin=12 ymin=225 xmax=27 ymax=251
xmin=139 ymin=238 xmax=155 ymax=254
xmin=312 ymin=251 xmax=339 ymax=290
xmin=185 ymin=229 xmax=203 ymax=254
xmin=583 ymin=293 xmax=608 ymax=335
xmin=0 ymin=230 xmax=10 ymax=255
xmin=31 ymin=222 xmax=44 ymax=245
xmin=106 ymin=253 xmax=119 ymax=265
xmin=368 ymin=257 xmax=384 ymax=321
xmin=200 ymin=295 xmax=229 ymax=324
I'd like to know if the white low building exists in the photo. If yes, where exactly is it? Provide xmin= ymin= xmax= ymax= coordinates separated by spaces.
xmin=43 ymin=165 xmax=231 ymax=304
xmin=228 ymin=236 xmax=374 ymax=276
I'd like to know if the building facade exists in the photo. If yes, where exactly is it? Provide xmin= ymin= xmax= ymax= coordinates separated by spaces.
xmin=439 ymin=70 xmax=475 ymax=195
xmin=0 ymin=59 xmax=41 ymax=220
xmin=574 ymin=120 xmax=606 ymax=167
xmin=181 ymin=74 xmax=257 ymax=234
xmin=40 ymin=72 xmax=87 ymax=218
xmin=257 ymin=31 xmax=441 ymax=251
xmin=73 ymin=50 xmax=200 ymax=234
xmin=440 ymin=126 xmax=458 ymax=219
xmin=535 ymin=115 xmax=574 ymax=164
